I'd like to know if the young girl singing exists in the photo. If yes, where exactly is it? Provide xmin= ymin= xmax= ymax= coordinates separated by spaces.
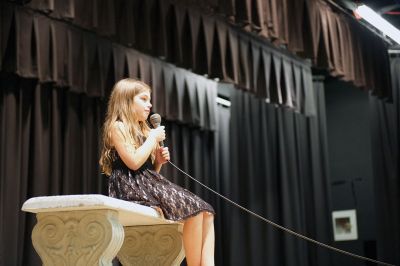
xmin=99 ymin=78 xmax=215 ymax=266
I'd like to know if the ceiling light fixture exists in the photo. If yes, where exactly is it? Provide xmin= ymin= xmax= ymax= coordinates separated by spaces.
xmin=355 ymin=4 xmax=400 ymax=45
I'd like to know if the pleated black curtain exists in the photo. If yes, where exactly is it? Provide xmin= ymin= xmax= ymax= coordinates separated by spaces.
xmin=162 ymin=122 xmax=218 ymax=207
xmin=0 ymin=2 xmax=221 ymax=265
xmin=214 ymin=104 xmax=231 ymax=266
xmin=0 ymin=74 xmax=106 ymax=265
xmin=0 ymin=1 xmax=350 ymax=265
xmin=0 ymin=74 xmax=334 ymax=266
xmin=0 ymin=74 xmax=219 ymax=266
xmin=153 ymin=121 xmax=221 ymax=266
xmin=369 ymin=57 xmax=400 ymax=266
xmin=223 ymin=80 xmax=332 ymax=266
xmin=3 ymin=0 xmax=391 ymax=106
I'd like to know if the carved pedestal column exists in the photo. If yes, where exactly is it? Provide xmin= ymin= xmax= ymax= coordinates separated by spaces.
xmin=117 ymin=224 xmax=185 ymax=266
xmin=31 ymin=210 xmax=124 ymax=266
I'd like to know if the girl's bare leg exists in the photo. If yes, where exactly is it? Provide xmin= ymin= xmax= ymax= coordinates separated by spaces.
xmin=183 ymin=213 xmax=204 ymax=266
xmin=201 ymin=212 xmax=215 ymax=266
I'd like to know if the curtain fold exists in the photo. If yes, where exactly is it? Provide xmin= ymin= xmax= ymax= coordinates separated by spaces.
xmin=0 ymin=74 xmax=106 ymax=266
xmin=369 ymin=57 xmax=400 ymax=266
xmin=226 ymin=80 xmax=332 ymax=266
xmin=0 ymin=73 xmax=219 ymax=266
xmin=3 ymin=0 xmax=391 ymax=99
xmin=1 ymin=1 xmax=316 ymax=114
xmin=161 ymin=121 xmax=218 ymax=215
xmin=0 ymin=75 xmax=331 ymax=266
xmin=1 ymin=2 xmax=219 ymax=130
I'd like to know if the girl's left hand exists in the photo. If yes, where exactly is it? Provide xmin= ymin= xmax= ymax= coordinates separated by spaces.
xmin=155 ymin=147 xmax=170 ymax=165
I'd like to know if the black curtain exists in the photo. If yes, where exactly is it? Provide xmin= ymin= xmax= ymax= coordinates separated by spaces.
xmin=0 ymin=73 xmax=220 ymax=266
xmin=162 ymin=121 xmax=218 ymax=211
xmin=222 ymin=80 xmax=332 ymax=266
xmin=0 ymin=74 xmax=106 ymax=266
xmin=369 ymin=57 xmax=400 ymax=266
xmin=1 ymin=2 xmax=337 ymax=265
xmin=215 ymin=104 xmax=231 ymax=266
xmin=160 ymin=121 xmax=221 ymax=266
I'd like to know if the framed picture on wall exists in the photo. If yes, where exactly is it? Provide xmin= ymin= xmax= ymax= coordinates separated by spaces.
xmin=332 ymin=209 xmax=358 ymax=241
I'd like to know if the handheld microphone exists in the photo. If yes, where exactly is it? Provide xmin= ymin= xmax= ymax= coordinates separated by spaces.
xmin=149 ymin=113 xmax=164 ymax=147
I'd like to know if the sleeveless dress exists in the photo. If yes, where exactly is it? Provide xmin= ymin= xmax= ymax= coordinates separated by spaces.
xmin=108 ymin=151 xmax=215 ymax=221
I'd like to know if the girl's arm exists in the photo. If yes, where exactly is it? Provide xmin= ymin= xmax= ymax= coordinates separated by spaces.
xmin=153 ymin=147 xmax=170 ymax=173
xmin=154 ymin=162 xmax=162 ymax=173
xmin=111 ymin=122 xmax=164 ymax=171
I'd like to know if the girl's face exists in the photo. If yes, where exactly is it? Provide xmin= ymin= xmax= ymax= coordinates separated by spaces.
xmin=133 ymin=90 xmax=152 ymax=121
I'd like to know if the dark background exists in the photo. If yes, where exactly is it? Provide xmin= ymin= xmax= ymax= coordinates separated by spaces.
xmin=325 ymin=78 xmax=377 ymax=266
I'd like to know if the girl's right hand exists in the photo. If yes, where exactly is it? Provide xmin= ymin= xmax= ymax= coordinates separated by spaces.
xmin=149 ymin=126 xmax=166 ymax=142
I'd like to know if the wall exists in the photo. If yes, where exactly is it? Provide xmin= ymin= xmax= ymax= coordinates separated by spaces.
xmin=325 ymin=78 xmax=377 ymax=265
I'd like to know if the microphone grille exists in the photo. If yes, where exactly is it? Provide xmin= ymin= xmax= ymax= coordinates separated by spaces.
xmin=149 ymin=113 xmax=161 ymax=127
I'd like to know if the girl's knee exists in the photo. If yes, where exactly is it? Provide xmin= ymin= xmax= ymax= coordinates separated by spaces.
xmin=184 ymin=212 xmax=203 ymax=223
xmin=184 ymin=211 xmax=213 ymax=224
xmin=203 ymin=211 xmax=214 ymax=221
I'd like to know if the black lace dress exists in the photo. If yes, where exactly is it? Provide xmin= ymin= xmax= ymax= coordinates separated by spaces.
xmin=108 ymin=151 xmax=215 ymax=221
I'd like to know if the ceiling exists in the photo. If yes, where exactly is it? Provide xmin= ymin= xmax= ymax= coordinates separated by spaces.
xmin=336 ymin=0 xmax=400 ymax=29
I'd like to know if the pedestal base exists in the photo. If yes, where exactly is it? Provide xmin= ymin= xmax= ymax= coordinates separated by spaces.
xmin=117 ymin=224 xmax=185 ymax=266
xmin=32 ymin=210 xmax=124 ymax=266
xmin=22 ymin=195 xmax=185 ymax=266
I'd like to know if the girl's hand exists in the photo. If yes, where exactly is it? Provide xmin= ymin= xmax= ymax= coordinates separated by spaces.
xmin=149 ymin=126 xmax=165 ymax=143
xmin=155 ymin=147 xmax=170 ymax=165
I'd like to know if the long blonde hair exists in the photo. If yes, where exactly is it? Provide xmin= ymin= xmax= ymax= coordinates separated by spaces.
xmin=99 ymin=78 xmax=154 ymax=176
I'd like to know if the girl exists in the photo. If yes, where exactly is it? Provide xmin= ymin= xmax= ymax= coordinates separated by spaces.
xmin=99 ymin=78 xmax=215 ymax=266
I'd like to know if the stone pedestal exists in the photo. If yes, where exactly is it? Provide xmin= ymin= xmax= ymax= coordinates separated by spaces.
xmin=22 ymin=195 xmax=185 ymax=266
xmin=118 ymin=224 xmax=185 ymax=266
xmin=31 ymin=210 xmax=124 ymax=266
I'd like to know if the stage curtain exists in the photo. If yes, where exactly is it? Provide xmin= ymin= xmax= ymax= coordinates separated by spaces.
xmin=0 ymin=74 xmax=330 ymax=266
xmin=0 ymin=3 xmax=220 ymax=265
xmin=0 ymin=1 xmax=316 ymax=114
xmin=0 ymin=74 xmax=106 ymax=265
xmin=0 ymin=2 xmax=218 ymax=130
xmin=369 ymin=57 xmax=400 ymax=266
xmin=222 ymin=80 xmax=332 ymax=266
xmin=4 ymin=0 xmax=391 ymax=99
xmin=0 ymin=73 xmax=220 ymax=266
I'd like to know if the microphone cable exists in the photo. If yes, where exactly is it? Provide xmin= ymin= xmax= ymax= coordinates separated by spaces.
xmin=167 ymin=160 xmax=396 ymax=266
